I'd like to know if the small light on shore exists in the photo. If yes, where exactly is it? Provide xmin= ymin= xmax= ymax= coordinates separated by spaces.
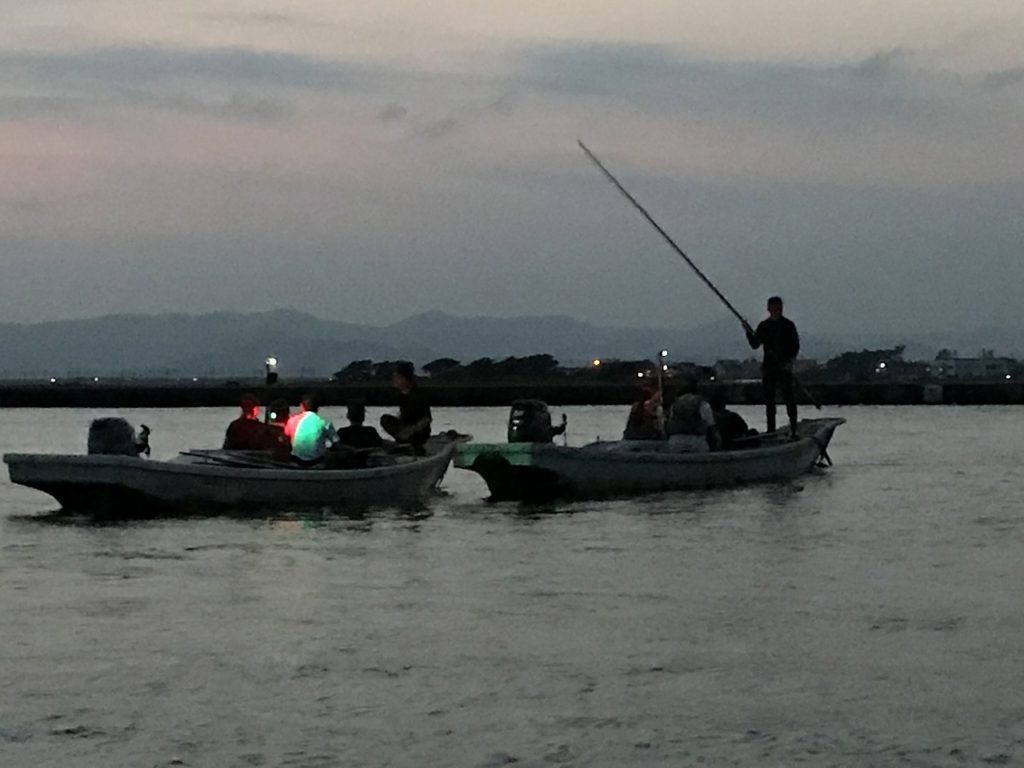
xmin=662 ymin=364 xmax=669 ymax=372
xmin=49 ymin=377 xmax=57 ymax=384
xmin=592 ymin=358 xmax=601 ymax=367
xmin=659 ymin=349 xmax=669 ymax=358
xmin=636 ymin=371 xmax=645 ymax=379
xmin=93 ymin=376 xmax=100 ymax=383
xmin=1006 ymin=374 xmax=1012 ymax=380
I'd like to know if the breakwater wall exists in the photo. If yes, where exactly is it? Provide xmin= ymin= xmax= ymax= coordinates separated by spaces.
xmin=0 ymin=381 xmax=1022 ymax=408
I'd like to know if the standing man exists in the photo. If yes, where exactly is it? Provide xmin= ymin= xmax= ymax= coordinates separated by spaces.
xmin=742 ymin=296 xmax=800 ymax=436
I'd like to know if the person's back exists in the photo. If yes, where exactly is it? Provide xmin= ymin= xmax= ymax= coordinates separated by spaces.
xmin=749 ymin=316 xmax=800 ymax=369
xmin=623 ymin=387 xmax=663 ymax=440
xmin=667 ymin=393 xmax=709 ymax=436
xmin=710 ymin=394 xmax=753 ymax=450
xmin=337 ymin=402 xmax=384 ymax=450
xmin=224 ymin=395 xmax=278 ymax=451
xmin=286 ymin=394 xmax=338 ymax=464
xmin=666 ymin=383 xmax=717 ymax=452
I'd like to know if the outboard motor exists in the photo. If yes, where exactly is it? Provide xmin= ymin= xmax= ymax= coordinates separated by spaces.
xmin=87 ymin=417 xmax=151 ymax=456
xmin=508 ymin=399 xmax=563 ymax=443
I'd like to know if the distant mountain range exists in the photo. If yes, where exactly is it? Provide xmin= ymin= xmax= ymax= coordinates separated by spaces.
xmin=0 ymin=309 xmax=1019 ymax=378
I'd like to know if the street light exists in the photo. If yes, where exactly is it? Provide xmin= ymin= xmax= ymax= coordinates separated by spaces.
xmin=655 ymin=348 xmax=669 ymax=401
xmin=265 ymin=356 xmax=278 ymax=386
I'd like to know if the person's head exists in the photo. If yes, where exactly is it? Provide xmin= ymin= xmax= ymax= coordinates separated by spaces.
xmin=639 ymin=384 xmax=656 ymax=402
xmin=267 ymin=398 xmax=289 ymax=425
xmin=300 ymin=392 xmax=320 ymax=413
xmin=239 ymin=394 xmax=260 ymax=420
xmin=767 ymin=296 xmax=783 ymax=319
xmin=392 ymin=360 xmax=416 ymax=392
xmin=346 ymin=401 xmax=366 ymax=426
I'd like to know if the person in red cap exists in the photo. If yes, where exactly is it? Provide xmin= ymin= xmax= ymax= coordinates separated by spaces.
xmin=223 ymin=394 xmax=280 ymax=450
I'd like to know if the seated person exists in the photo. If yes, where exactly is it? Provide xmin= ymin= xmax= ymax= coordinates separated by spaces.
xmin=709 ymin=392 xmax=756 ymax=450
xmin=623 ymin=385 xmax=664 ymax=440
xmin=337 ymin=401 xmax=384 ymax=450
xmin=380 ymin=361 xmax=432 ymax=454
xmin=284 ymin=393 xmax=339 ymax=467
xmin=666 ymin=380 xmax=719 ymax=452
xmin=224 ymin=394 xmax=280 ymax=451
xmin=266 ymin=398 xmax=290 ymax=429
xmin=265 ymin=398 xmax=292 ymax=460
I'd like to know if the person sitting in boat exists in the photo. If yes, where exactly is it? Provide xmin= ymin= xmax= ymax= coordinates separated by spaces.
xmin=666 ymin=379 xmax=719 ymax=452
xmin=264 ymin=398 xmax=292 ymax=460
xmin=224 ymin=394 xmax=281 ymax=451
xmin=623 ymin=385 xmax=664 ymax=440
xmin=709 ymin=391 xmax=756 ymax=450
xmin=266 ymin=398 xmax=290 ymax=429
xmin=284 ymin=392 xmax=339 ymax=467
xmin=381 ymin=361 xmax=432 ymax=454
xmin=337 ymin=401 xmax=384 ymax=450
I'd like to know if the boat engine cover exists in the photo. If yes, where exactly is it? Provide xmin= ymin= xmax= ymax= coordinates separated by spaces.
xmin=507 ymin=399 xmax=556 ymax=443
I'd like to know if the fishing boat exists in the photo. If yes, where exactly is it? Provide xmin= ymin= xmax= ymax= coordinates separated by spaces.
xmin=4 ymin=438 xmax=458 ymax=515
xmin=454 ymin=417 xmax=845 ymax=501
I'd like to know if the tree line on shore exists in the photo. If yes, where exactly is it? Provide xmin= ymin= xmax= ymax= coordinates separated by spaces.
xmin=332 ymin=346 xmax=1023 ymax=385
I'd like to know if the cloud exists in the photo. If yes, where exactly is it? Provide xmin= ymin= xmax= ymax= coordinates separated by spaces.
xmin=3 ymin=46 xmax=372 ymax=91
xmin=114 ymin=88 xmax=294 ymax=122
xmin=502 ymin=40 xmax=1024 ymax=127
xmin=0 ymin=95 xmax=80 ymax=120
xmin=198 ymin=11 xmax=320 ymax=28
xmin=983 ymin=67 xmax=1024 ymax=90
xmin=6 ymin=197 xmax=49 ymax=215
xmin=377 ymin=102 xmax=407 ymax=121
xmin=0 ymin=45 xmax=403 ymax=124
xmin=416 ymin=116 xmax=459 ymax=138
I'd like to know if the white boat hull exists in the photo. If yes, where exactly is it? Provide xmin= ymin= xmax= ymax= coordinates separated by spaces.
xmin=455 ymin=418 xmax=845 ymax=501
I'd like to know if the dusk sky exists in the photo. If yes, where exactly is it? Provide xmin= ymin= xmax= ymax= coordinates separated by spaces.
xmin=1 ymin=1 xmax=1022 ymax=334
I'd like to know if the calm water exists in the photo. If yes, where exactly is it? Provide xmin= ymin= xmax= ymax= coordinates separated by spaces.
xmin=1 ymin=405 xmax=1022 ymax=767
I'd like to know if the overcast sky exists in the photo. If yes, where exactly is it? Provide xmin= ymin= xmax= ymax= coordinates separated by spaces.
xmin=1 ymin=1 xmax=1021 ymax=334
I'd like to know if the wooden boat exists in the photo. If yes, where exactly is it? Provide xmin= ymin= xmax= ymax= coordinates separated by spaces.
xmin=4 ymin=439 xmax=457 ymax=515
xmin=454 ymin=417 xmax=845 ymax=501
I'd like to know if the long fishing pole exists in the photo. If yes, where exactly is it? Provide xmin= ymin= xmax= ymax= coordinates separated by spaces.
xmin=577 ymin=140 xmax=746 ymax=324
xmin=577 ymin=139 xmax=822 ymax=411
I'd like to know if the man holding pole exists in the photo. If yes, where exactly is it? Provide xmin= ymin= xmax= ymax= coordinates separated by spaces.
xmin=576 ymin=141 xmax=817 ymax=435
xmin=742 ymin=296 xmax=800 ymax=436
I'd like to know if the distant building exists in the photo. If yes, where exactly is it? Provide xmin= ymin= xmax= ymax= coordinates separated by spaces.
xmin=931 ymin=352 xmax=1014 ymax=380
xmin=712 ymin=359 xmax=761 ymax=381
xmin=713 ymin=358 xmax=819 ymax=381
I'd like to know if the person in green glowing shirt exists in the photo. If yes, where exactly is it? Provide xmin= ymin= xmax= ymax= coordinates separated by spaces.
xmin=284 ymin=392 xmax=339 ymax=467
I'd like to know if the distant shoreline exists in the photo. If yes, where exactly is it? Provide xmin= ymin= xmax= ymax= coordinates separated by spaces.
xmin=0 ymin=381 xmax=1021 ymax=408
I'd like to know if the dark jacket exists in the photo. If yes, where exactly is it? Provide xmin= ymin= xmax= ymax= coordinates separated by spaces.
xmin=746 ymin=317 xmax=800 ymax=369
